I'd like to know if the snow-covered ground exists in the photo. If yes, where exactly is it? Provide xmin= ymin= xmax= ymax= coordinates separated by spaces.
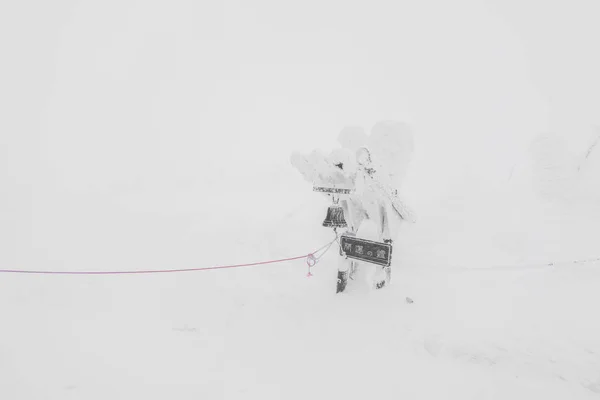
xmin=2 ymin=165 xmax=600 ymax=399
xmin=2 ymin=1 xmax=600 ymax=399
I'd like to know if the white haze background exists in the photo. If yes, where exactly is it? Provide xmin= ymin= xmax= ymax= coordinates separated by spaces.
xmin=1 ymin=0 xmax=600 ymax=399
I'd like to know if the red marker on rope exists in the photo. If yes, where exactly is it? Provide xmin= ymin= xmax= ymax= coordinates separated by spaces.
xmin=306 ymin=235 xmax=338 ymax=277
xmin=306 ymin=254 xmax=317 ymax=277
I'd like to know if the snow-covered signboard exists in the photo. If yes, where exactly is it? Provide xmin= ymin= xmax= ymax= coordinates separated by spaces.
xmin=340 ymin=235 xmax=392 ymax=267
xmin=313 ymin=186 xmax=353 ymax=195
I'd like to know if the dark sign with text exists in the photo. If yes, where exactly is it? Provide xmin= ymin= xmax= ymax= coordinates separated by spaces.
xmin=339 ymin=235 xmax=392 ymax=267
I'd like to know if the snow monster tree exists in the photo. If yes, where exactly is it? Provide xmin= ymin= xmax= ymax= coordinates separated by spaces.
xmin=291 ymin=121 xmax=416 ymax=293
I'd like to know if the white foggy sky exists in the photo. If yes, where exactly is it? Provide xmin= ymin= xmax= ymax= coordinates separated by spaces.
xmin=1 ymin=0 xmax=599 ymax=266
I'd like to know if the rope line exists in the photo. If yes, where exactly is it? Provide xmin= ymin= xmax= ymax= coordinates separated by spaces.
xmin=457 ymin=256 xmax=600 ymax=271
xmin=306 ymin=235 xmax=338 ymax=277
xmin=1 ymin=234 xmax=596 ymax=276
xmin=0 ymin=237 xmax=339 ymax=276
xmin=411 ymin=256 xmax=600 ymax=272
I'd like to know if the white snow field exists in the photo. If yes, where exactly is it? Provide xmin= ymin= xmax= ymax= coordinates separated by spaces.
xmin=2 ymin=152 xmax=600 ymax=399
xmin=2 ymin=0 xmax=600 ymax=399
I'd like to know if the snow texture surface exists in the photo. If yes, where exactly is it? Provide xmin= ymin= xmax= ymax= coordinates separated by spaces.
xmin=1 ymin=1 xmax=600 ymax=399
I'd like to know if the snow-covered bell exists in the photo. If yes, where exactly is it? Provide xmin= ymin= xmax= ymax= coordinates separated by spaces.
xmin=322 ymin=202 xmax=347 ymax=228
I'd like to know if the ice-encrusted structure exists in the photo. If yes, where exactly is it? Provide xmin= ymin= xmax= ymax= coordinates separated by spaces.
xmin=291 ymin=121 xmax=415 ymax=291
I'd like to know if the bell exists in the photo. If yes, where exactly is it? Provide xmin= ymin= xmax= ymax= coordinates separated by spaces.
xmin=322 ymin=204 xmax=347 ymax=228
